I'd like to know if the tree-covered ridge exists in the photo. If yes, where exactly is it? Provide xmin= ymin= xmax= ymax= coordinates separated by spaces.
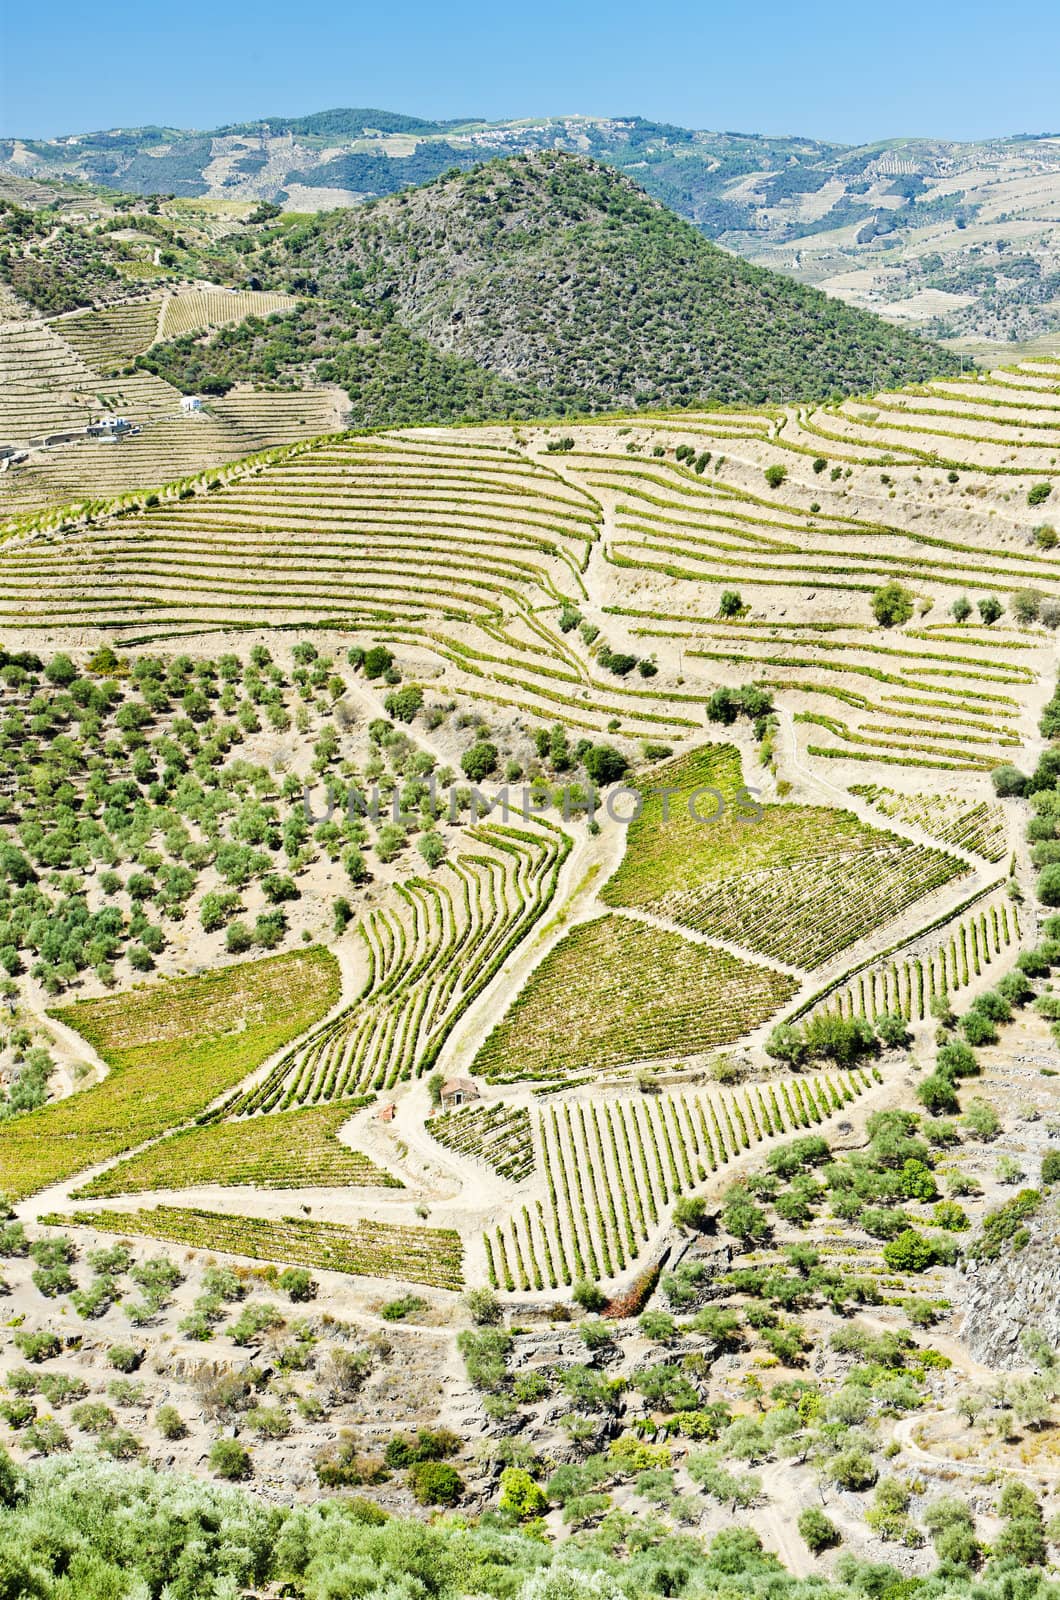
xmin=136 ymin=304 xmax=563 ymax=426
xmin=138 ymin=153 xmax=958 ymax=411
xmin=0 ymin=1452 xmax=1057 ymax=1600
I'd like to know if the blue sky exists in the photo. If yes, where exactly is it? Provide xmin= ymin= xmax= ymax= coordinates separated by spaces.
xmin=5 ymin=0 xmax=1059 ymax=144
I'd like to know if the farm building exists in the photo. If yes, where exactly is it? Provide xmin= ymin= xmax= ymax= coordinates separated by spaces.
xmin=439 ymin=1077 xmax=480 ymax=1110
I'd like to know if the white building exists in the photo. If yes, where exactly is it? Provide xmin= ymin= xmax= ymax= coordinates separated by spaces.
xmin=180 ymin=396 xmax=204 ymax=414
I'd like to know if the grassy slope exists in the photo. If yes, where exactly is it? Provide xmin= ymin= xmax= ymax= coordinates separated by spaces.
xmin=0 ymin=948 xmax=340 ymax=1200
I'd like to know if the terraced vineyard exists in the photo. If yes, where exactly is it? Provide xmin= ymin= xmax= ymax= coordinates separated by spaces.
xmin=849 ymin=785 xmax=1009 ymax=861
xmin=430 ymin=1102 xmax=535 ymax=1181
xmin=484 ymin=1067 xmax=876 ymax=1291
xmin=0 ymin=389 xmax=343 ymax=519
xmin=815 ymin=889 xmax=1020 ymax=1025
xmin=60 ymin=299 xmax=163 ymax=371
xmin=54 ymin=1205 xmax=465 ymax=1289
xmin=601 ymin=748 xmax=967 ymax=969
xmin=787 ymin=361 xmax=1060 ymax=472
xmin=0 ymin=319 xmax=174 ymax=441
xmin=474 ymin=913 xmax=797 ymax=1082
xmin=573 ymin=436 xmax=1049 ymax=774
xmin=232 ymin=824 xmax=570 ymax=1111
xmin=158 ymin=288 xmax=299 ymax=340
xmin=73 ymin=1103 xmax=401 ymax=1198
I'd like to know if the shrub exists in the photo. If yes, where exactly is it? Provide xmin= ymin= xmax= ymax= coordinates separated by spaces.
xmin=362 ymin=646 xmax=394 ymax=679
xmin=225 ymin=922 xmax=254 ymax=955
xmin=417 ymin=832 xmax=446 ymax=869
xmin=97 ymin=1427 xmax=142 ymax=1460
xmin=721 ymin=1189 xmax=768 ymax=1244
xmin=951 ymin=596 xmax=972 ymax=623
xmin=764 ymin=465 xmax=787 ymax=489
xmin=209 ymin=1438 xmax=251 ymax=1480
xmin=106 ymin=1345 xmax=141 ymax=1373
xmin=829 ymin=1447 xmax=877 ymax=1491
xmin=706 ymin=689 xmax=740 ymax=726
xmin=673 ymin=1195 xmax=708 ymax=1231
xmin=937 ymin=1040 xmax=978 ymax=1078
xmin=718 ymin=591 xmax=744 ymax=618
xmin=465 ymin=1286 xmax=501 ymax=1325
xmin=978 ymin=596 xmax=1003 ymax=625
xmin=961 ymin=1098 xmax=1001 ymax=1141
xmin=461 ymin=741 xmax=498 ymax=782
xmin=799 ymin=1507 xmax=840 ymax=1553
xmin=156 ymin=1404 xmax=187 ymax=1440
xmin=872 ymin=583 xmax=914 ymax=628
xmin=572 ymin=1279 xmax=606 ymax=1313
xmin=991 ymin=764 xmax=1027 ymax=797
xmin=972 ymin=989 xmax=1012 ymax=1023
xmin=961 ymin=1011 xmax=998 ymax=1046
xmin=639 ymin=1310 xmax=676 ymax=1342
xmin=933 ymin=1201 xmax=969 ymax=1231
xmin=918 ymin=1074 xmax=959 ymax=1115
xmin=1011 ymin=589 xmax=1043 ymax=624
xmin=384 ymin=686 xmax=423 ymax=723
xmin=1028 ymin=483 xmax=1052 ymax=507
xmin=513 ymin=1372 xmax=550 ymax=1403
xmin=875 ymin=1012 xmax=910 ymax=1049
xmin=13 ymin=1331 xmax=59 ymax=1362
xmin=408 ymin=1460 xmax=464 ymax=1506
xmin=882 ymin=1230 xmax=935 ymax=1273
xmin=499 ymin=1466 xmax=548 ymax=1519
xmin=583 ymin=744 xmax=628 ymax=785
xmin=802 ymin=1012 xmax=876 ymax=1066
xmin=278 ymin=1268 xmax=315 ymax=1302
xmin=765 ymin=1023 xmax=807 ymax=1066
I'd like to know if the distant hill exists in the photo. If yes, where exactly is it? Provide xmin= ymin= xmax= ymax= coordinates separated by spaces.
xmin=139 ymin=153 xmax=960 ymax=413
xmin=7 ymin=109 xmax=1060 ymax=345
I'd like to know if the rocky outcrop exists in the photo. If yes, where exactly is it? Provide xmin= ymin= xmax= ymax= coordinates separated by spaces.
xmin=960 ymin=1225 xmax=1060 ymax=1368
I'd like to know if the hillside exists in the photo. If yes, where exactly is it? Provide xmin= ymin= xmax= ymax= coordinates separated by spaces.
xmin=137 ymin=154 xmax=960 ymax=409
xmin=8 ymin=111 xmax=1060 ymax=347
xmin=0 ymin=313 xmax=1057 ymax=1586
xmin=0 ymin=380 xmax=1058 ymax=1554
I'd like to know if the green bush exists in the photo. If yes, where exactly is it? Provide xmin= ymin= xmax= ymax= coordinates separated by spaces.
xmin=798 ymin=1507 xmax=840 ymax=1553
xmin=961 ymin=1011 xmax=998 ymax=1046
xmin=499 ymin=1466 xmax=548 ymax=1519
xmin=872 ymin=582 xmax=914 ymax=628
xmin=408 ymin=1460 xmax=464 ymax=1506
xmin=156 ymin=1404 xmax=187 ymax=1440
xmin=106 ymin=1344 xmax=141 ymax=1373
xmin=991 ymin=763 xmax=1028 ymax=798
xmin=209 ymin=1438 xmax=252 ymax=1480
xmin=882 ymin=1229 xmax=935 ymax=1273
xmin=461 ymin=741 xmax=498 ymax=781
xmin=917 ymin=1074 xmax=959 ymax=1116
xmin=572 ymin=1278 xmax=606 ymax=1313
xmin=362 ymin=646 xmax=394 ymax=679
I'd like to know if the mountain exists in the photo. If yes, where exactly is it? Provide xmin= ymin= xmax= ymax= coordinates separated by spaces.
xmin=6 ymin=111 xmax=1060 ymax=346
xmin=139 ymin=152 xmax=960 ymax=414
